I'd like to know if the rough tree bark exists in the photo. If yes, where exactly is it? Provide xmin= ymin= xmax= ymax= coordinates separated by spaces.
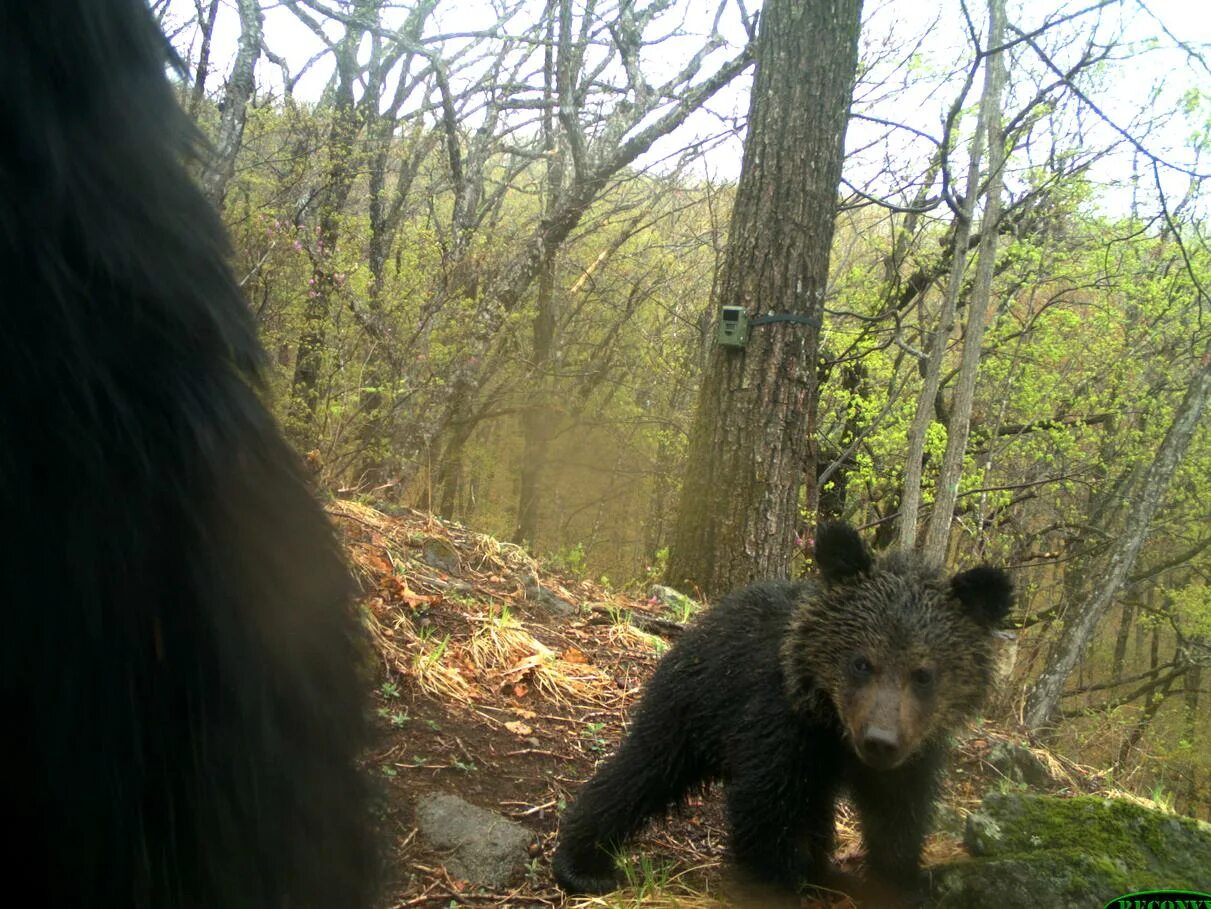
xmin=664 ymin=0 xmax=863 ymax=597
xmin=1024 ymin=354 xmax=1211 ymax=731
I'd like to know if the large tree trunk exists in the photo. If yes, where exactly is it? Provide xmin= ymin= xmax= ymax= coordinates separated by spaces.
xmin=665 ymin=0 xmax=863 ymax=597
xmin=1025 ymin=354 xmax=1211 ymax=731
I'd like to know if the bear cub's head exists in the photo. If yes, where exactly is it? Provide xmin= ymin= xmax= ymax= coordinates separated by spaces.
xmin=783 ymin=523 xmax=1012 ymax=771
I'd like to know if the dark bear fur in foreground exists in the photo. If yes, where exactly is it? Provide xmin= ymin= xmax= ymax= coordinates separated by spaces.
xmin=553 ymin=524 xmax=1011 ymax=903
xmin=1 ymin=3 xmax=374 ymax=906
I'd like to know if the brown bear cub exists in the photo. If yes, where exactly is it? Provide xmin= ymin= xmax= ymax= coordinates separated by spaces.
xmin=552 ymin=523 xmax=1011 ymax=904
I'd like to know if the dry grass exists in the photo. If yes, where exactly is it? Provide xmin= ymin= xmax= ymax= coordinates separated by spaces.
xmin=336 ymin=498 xmax=646 ymax=716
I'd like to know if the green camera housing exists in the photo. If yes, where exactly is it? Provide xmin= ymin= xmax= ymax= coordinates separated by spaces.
xmin=718 ymin=305 xmax=749 ymax=348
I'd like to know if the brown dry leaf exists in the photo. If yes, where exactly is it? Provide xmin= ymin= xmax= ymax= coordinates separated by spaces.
xmin=378 ymin=574 xmax=439 ymax=610
xmin=505 ymin=720 xmax=534 ymax=736
xmin=562 ymin=647 xmax=589 ymax=664
xmin=503 ymin=654 xmax=546 ymax=680
xmin=401 ymin=586 xmax=438 ymax=609
xmin=512 ymin=683 xmax=529 ymax=698
xmin=365 ymin=553 xmax=392 ymax=574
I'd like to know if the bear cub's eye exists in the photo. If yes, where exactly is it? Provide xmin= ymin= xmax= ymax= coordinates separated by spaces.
xmin=849 ymin=654 xmax=873 ymax=678
xmin=911 ymin=667 xmax=936 ymax=689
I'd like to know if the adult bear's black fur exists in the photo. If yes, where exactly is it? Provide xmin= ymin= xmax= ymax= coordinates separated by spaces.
xmin=552 ymin=524 xmax=1011 ymax=903
xmin=1 ymin=3 xmax=374 ymax=906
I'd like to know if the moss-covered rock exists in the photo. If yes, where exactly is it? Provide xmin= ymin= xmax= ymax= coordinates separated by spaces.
xmin=931 ymin=792 xmax=1211 ymax=908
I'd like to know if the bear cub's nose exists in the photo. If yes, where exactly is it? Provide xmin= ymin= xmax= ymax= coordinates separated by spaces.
xmin=861 ymin=727 xmax=902 ymax=768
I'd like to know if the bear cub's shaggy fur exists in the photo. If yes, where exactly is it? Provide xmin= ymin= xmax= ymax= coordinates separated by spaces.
xmin=553 ymin=524 xmax=1011 ymax=903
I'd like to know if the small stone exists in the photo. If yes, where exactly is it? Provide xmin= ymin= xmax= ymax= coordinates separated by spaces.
xmin=521 ymin=572 xmax=577 ymax=617
xmin=416 ymin=792 xmax=533 ymax=888
xmin=986 ymin=739 xmax=1054 ymax=788
xmin=422 ymin=537 xmax=461 ymax=575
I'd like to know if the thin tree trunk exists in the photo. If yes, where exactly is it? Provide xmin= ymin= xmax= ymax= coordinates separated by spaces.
xmin=200 ymin=0 xmax=262 ymax=208
xmin=665 ymin=0 xmax=863 ymax=597
xmin=436 ymin=431 xmax=466 ymax=518
xmin=286 ymin=22 xmax=364 ymax=450
xmin=514 ymin=250 xmax=558 ymax=543
xmin=353 ymin=6 xmax=437 ymax=487
xmin=1185 ymin=662 xmax=1203 ymax=742
xmin=1183 ymin=662 xmax=1203 ymax=808
xmin=513 ymin=2 xmax=564 ymax=545
xmin=1116 ymin=663 xmax=1177 ymax=769
xmin=898 ymin=213 xmax=977 ymax=546
xmin=1025 ymin=354 xmax=1211 ymax=731
xmin=189 ymin=0 xmax=221 ymax=119
xmin=1111 ymin=596 xmax=1137 ymax=684
xmin=921 ymin=0 xmax=1007 ymax=560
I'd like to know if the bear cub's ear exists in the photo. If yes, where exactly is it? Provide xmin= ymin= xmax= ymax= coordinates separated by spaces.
xmin=814 ymin=523 xmax=873 ymax=584
xmin=950 ymin=566 xmax=1013 ymax=627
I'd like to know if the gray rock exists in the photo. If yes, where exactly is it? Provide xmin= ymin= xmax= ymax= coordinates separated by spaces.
xmin=985 ymin=739 xmax=1055 ymax=788
xmin=521 ymin=572 xmax=577 ymax=617
xmin=415 ymin=792 xmax=533 ymax=888
xmin=422 ymin=537 xmax=461 ymax=575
